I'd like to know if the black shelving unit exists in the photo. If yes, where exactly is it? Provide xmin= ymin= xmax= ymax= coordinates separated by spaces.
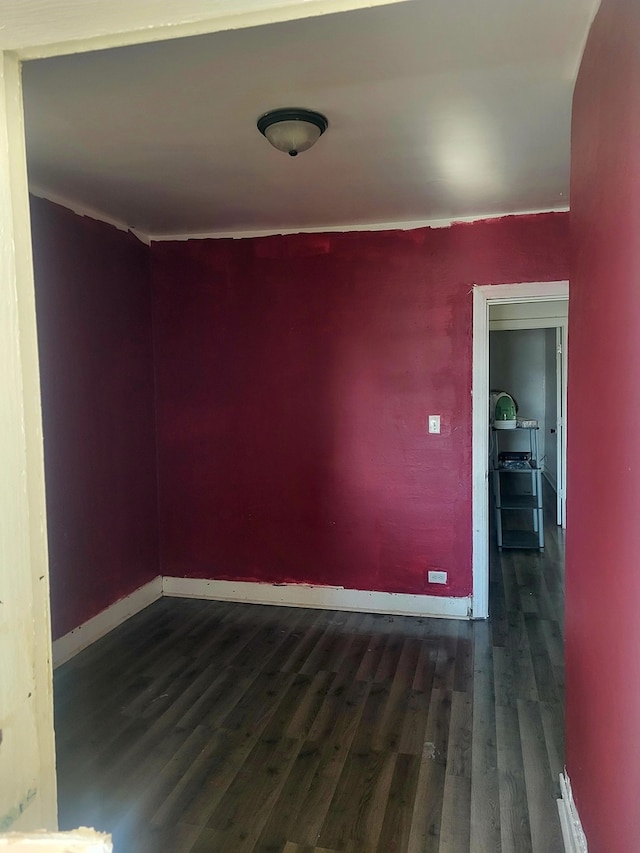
xmin=491 ymin=425 xmax=544 ymax=552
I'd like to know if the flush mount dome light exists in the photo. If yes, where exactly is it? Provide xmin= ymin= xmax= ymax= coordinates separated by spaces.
xmin=257 ymin=108 xmax=328 ymax=156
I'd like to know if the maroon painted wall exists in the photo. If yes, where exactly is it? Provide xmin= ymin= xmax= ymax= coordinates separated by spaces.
xmin=567 ymin=2 xmax=640 ymax=849
xmin=31 ymin=198 xmax=159 ymax=639
xmin=152 ymin=213 xmax=568 ymax=597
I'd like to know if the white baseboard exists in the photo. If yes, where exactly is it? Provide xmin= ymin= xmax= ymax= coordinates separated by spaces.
xmin=162 ymin=576 xmax=472 ymax=619
xmin=52 ymin=575 xmax=163 ymax=668
xmin=52 ymin=575 xmax=471 ymax=667
xmin=557 ymin=772 xmax=588 ymax=852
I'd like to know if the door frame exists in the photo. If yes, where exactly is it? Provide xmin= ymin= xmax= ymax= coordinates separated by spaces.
xmin=471 ymin=280 xmax=569 ymax=619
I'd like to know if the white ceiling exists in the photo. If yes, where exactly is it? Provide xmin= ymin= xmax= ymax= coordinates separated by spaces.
xmin=21 ymin=0 xmax=597 ymax=239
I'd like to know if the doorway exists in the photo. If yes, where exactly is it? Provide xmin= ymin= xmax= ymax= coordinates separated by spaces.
xmin=471 ymin=280 xmax=569 ymax=618
xmin=489 ymin=302 xmax=568 ymax=528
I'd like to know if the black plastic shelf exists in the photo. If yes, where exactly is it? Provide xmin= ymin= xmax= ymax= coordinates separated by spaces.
xmin=495 ymin=494 xmax=539 ymax=510
xmin=499 ymin=530 xmax=544 ymax=551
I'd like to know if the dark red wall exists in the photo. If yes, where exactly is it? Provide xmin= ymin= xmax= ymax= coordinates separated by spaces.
xmin=31 ymin=198 xmax=159 ymax=639
xmin=152 ymin=214 xmax=568 ymax=597
xmin=567 ymin=2 xmax=640 ymax=849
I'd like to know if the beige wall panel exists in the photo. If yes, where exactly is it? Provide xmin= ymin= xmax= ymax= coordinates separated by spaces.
xmin=0 ymin=52 xmax=56 ymax=832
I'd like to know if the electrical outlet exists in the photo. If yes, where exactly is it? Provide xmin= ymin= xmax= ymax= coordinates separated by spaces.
xmin=428 ymin=570 xmax=447 ymax=584
xmin=428 ymin=414 xmax=441 ymax=434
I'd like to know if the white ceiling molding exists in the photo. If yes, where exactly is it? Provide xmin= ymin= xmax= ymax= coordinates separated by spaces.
xmin=31 ymin=186 xmax=568 ymax=244
xmin=29 ymin=186 xmax=151 ymax=244
xmin=145 ymin=207 xmax=571 ymax=243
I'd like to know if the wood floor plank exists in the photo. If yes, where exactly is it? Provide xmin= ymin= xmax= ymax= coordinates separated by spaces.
xmin=177 ymin=726 xmax=276 ymax=828
xmin=377 ymin=753 xmax=422 ymax=853
xmin=372 ymin=637 xmax=421 ymax=752
xmin=137 ymin=821 xmax=203 ymax=853
xmin=285 ymin=670 xmax=335 ymax=740
xmin=150 ymin=727 xmax=241 ymax=828
xmin=406 ymin=689 xmax=452 ymax=853
xmin=453 ymin=623 xmax=474 ymax=693
xmin=517 ymin=699 xmax=564 ymax=852
xmin=539 ymin=701 xmax=565 ymax=795
xmin=493 ymin=639 xmax=539 ymax=708
xmin=297 ymin=612 xmax=346 ymax=676
xmin=109 ymin=722 xmax=214 ymax=827
xmin=306 ymin=666 xmax=369 ymax=744
xmin=540 ymin=618 xmax=564 ymax=668
xmin=335 ymin=624 xmax=378 ymax=682
xmin=354 ymin=630 xmax=388 ymax=682
xmin=397 ymin=687 xmax=431 ymax=756
xmin=524 ymin=615 xmax=562 ymax=704
xmin=438 ymin=773 xmax=471 ymax=853
xmin=280 ymin=612 xmax=330 ymax=674
xmin=470 ymin=621 xmax=501 ymax=853
xmin=205 ymin=735 xmax=301 ymax=850
xmin=350 ymin=681 xmax=390 ymax=755
xmin=288 ymin=679 xmax=371 ymax=846
xmin=496 ymin=704 xmax=533 ymax=852
xmin=189 ymin=826 xmax=233 ymax=852
xmin=253 ymin=741 xmax=325 ymax=852
xmin=432 ymin=632 xmax=458 ymax=692
xmin=412 ymin=638 xmax=438 ymax=693
xmin=446 ymin=690 xmax=473 ymax=779
xmin=373 ymin=631 xmax=406 ymax=683
xmin=317 ymin=749 xmax=397 ymax=852
xmin=174 ymin=665 xmax=256 ymax=733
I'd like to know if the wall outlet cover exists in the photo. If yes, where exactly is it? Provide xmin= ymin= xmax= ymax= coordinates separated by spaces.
xmin=428 ymin=570 xmax=447 ymax=584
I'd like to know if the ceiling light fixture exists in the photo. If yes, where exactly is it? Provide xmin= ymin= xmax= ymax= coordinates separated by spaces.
xmin=257 ymin=108 xmax=328 ymax=157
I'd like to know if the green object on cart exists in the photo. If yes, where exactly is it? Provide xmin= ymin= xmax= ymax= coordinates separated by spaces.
xmin=495 ymin=394 xmax=516 ymax=421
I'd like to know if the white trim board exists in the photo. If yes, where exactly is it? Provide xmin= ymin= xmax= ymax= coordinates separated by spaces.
xmin=162 ymin=576 xmax=471 ymax=619
xmin=146 ymin=207 xmax=569 ymax=243
xmin=51 ymin=575 xmax=162 ymax=668
xmin=489 ymin=317 xmax=566 ymax=331
xmin=557 ymin=772 xmax=588 ymax=852
xmin=29 ymin=186 xmax=150 ymax=245
xmin=28 ymin=187 xmax=568 ymax=245
xmin=52 ymin=576 xmax=471 ymax=666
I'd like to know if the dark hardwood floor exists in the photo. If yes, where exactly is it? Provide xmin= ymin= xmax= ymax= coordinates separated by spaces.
xmin=54 ymin=507 xmax=564 ymax=852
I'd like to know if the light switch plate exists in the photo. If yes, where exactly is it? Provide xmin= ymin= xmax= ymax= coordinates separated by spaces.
xmin=428 ymin=414 xmax=441 ymax=434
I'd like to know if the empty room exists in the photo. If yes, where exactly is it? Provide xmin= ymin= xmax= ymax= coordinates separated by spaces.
xmin=2 ymin=1 xmax=639 ymax=852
